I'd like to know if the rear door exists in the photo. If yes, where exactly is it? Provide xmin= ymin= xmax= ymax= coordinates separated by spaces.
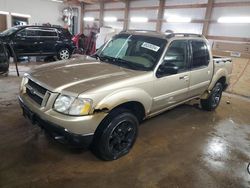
xmin=188 ymin=40 xmax=213 ymax=97
xmin=38 ymin=28 xmax=58 ymax=55
xmin=152 ymin=39 xmax=190 ymax=112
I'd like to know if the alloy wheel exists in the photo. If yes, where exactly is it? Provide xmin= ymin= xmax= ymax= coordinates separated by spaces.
xmin=212 ymin=86 xmax=222 ymax=108
xmin=59 ymin=49 xmax=70 ymax=60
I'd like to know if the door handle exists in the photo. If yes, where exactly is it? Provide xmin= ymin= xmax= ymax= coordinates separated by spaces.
xmin=179 ymin=75 xmax=189 ymax=81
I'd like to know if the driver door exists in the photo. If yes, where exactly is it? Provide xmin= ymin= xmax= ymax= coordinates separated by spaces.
xmin=152 ymin=40 xmax=190 ymax=112
xmin=13 ymin=27 xmax=41 ymax=55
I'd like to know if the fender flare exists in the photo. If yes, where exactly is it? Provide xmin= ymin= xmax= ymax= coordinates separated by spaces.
xmin=94 ymin=88 xmax=153 ymax=115
xmin=208 ymin=68 xmax=228 ymax=91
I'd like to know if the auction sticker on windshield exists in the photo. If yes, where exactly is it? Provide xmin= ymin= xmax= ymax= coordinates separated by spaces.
xmin=141 ymin=42 xmax=160 ymax=52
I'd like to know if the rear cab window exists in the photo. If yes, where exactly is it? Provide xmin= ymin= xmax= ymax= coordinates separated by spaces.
xmin=190 ymin=40 xmax=210 ymax=69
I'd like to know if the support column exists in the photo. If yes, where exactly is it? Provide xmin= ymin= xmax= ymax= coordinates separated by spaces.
xmin=156 ymin=0 xmax=165 ymax=32
xmin=99 ymin=1 xmax=104 ymax=28
xmin=202 ymin=0 xmax=214 ymax=36
xmin=123 ymin=0 xmax=130 ymax=31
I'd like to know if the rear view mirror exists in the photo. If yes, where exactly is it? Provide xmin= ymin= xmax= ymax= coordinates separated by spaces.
xmin=164 ymin=65 xmax=179 ymax=74
xmin=156 ymin=61 xmax=179 ymax=77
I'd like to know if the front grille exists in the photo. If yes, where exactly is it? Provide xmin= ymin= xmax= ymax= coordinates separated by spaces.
xmin=27 ymin=79 xmax=47 ymax=95
xmin=26 ymin=88 xmax=43 ymax=105
xmin=25 ymin=79 xmax=49 ymax=106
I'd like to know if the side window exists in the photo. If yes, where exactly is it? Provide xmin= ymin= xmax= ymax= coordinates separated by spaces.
xmin=39 ymin=29 xmax=57 ymax=37
xmin=26 ymin=28 xmax=39 ymax=37
xmin=163 ymin=40 xmax=188 ymax=72
xmin=191 ymin=40 xmax=210 ymax=69
xmin=57 ymin=29 xmax=72 ymax=39
xmin=17 ymin=29 xmax=27 ymax=37
xmin=16 ymin=28 xmax=39 ymax=37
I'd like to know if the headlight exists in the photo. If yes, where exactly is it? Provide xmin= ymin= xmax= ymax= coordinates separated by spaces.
xmin=54 ymin=95 xmax=92 ymax=116
xmin=20 ymin=76 xmax=28 ymax=93
xmin=54 ymin=95 xmax=75 ymax=113
xmin=69 ymin=98 xmax=92 ymax=115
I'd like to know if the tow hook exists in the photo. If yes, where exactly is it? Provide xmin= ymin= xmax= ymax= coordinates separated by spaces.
xmin=54 ymin=136 xmax=64 ymax=140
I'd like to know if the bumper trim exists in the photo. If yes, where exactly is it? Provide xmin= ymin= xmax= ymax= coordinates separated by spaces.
xmin=19 ymin=97 xmax=93 ymax=148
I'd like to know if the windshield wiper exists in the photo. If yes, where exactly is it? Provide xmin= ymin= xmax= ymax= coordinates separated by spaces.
xmin=115 ymin=58 xmax=147 ymax=71
xmin=91 ymin=54 xmax=115 ymax=63
xmin=91 ymin=53 xmax=101 ymax=60
xmin=92 ymin=54 xmax=147 ymax=71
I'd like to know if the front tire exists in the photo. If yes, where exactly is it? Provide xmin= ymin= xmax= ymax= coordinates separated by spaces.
xmin=91 ymin=108 xmax=139 ymax=161
xmin=57 ymin=48 xmax=71 ymax=60
xmin=201 ymin=82 xmax=223 ymax=111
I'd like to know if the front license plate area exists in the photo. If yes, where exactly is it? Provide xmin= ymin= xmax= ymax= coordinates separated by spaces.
xmin=22 ymin=106 xmax=36 ymax=124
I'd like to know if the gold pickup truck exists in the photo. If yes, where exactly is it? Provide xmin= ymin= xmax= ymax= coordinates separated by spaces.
xmin=19 ymin=31 xmax=232 ymax=160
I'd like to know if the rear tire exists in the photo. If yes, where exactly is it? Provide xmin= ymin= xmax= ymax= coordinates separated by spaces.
xmin=44 ymin=56 xmax=56 ymax=62
xmin=91 ymin=108 xmax=139 ymax=161
xmin=201 ymin=82 xmax=223 ymax=111
xmin=57 ymin=48 xmax=71 ymax=60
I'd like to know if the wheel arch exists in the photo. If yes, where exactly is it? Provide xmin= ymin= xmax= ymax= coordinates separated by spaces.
xmin=201 ymin=75 xmax=227 ymax=99
xmin=56 ymin=43 xmax=74 ymax=54
xmin=208 ymin=67 xmax=229 ymax=91
xmin=94 ymin=88 xmax=152 ymax=122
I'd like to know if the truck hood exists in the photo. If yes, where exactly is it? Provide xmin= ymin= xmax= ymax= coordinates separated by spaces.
xmin=29 ymin=57 xmax=141 ymax=94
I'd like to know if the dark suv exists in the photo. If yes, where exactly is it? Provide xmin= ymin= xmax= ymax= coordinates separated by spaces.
xmin=0 ymin=26 xmax=75 ymax=60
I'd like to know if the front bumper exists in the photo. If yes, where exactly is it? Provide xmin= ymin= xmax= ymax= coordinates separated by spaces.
xmin=18 ymin=95 xmax=107 ymax=147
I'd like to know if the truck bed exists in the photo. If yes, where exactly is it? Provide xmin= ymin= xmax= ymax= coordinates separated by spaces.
xmin=213 ymin=56 xmax=232 ymax=76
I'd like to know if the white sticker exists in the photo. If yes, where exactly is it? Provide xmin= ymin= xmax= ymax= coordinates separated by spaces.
xmin=141 ymin=42 xmax=160 ymax=52
xmin=230 ymin=51 xmax=241 ymax=57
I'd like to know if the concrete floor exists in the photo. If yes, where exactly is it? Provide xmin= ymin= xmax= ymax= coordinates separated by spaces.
xmin=1 ymin=64 xmax=250 ymax=188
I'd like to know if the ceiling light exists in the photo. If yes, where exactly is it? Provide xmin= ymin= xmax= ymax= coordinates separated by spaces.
xmin=0 ymin=11 xmax=9 ymax=15
xmin=167 ymin=16 xmax=191 ymax=23
xmin=51 ymin=0 xmax=63 ymax=3
xmin=218 ymin=16 xmax=250 ymax=23
xmin=84 ymin=17 xmax=95 ymax=22
xmin=11 ymin=13 xmax=31 ymax=18
xmin=104 ymin=17 xmax=117 ymax=22
xmin=130 ymin=17 xmax=148 ymax=23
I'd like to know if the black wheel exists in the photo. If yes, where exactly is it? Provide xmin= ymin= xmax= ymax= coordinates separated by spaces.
xmin=44 ymin=56 xmax=56 ymax=62
xmin=57 ymin=48 xmax=71 ymax=60
xmin=91 ymin=108 xmax=138 ymax=161
xmin=201 ymin=82 xmax=223 ymax=111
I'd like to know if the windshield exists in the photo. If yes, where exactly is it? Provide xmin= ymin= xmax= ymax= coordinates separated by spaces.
xmin=0 ymin=26 xmax=21 ymax=36
xmin=97 ymin=34 xmax=167 ymax=71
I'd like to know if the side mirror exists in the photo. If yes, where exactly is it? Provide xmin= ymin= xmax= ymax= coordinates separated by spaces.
xmin=157 ymin=61 xmax=179 ymax=77
xmin=16 ymin=33 xmax=22 ymax=38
